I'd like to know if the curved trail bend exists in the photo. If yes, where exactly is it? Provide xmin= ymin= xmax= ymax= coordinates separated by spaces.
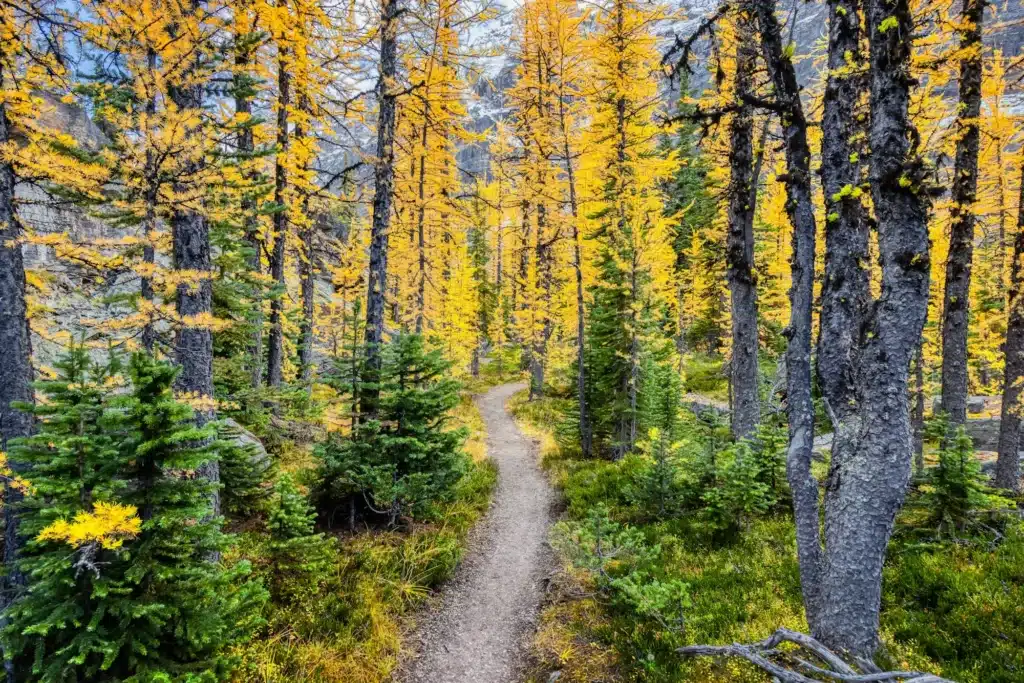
xmin=401 ymin=382 xmax=555 ymax=683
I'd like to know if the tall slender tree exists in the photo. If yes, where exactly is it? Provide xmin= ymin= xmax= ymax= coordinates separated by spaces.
xmin=724 ymin=6 xmax=760 ymax=440
xmin=751 ymin=0 xmax=820 ymax=629
xmin=939 ymin=0 xmax=985 ymax=425
xmin=363 ymin=0 xmax=402 ymax=417
xmin=168 ymin=0 xmax=219 ymax=517
xmin=995 ymin=158 xmax=1024 ymax=492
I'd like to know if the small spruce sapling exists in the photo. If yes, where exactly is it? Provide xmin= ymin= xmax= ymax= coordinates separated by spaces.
xmin=925 ymin=423 xmax=1011 ymax=537
xmin=264 ymin=474 xmax=337 ymax=605
xmin=318 ymin=334 xmax=469 ymax=527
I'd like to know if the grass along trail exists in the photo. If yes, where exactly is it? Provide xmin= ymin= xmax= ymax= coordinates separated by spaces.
xmin=400 ymin=382 xmax=555 ymax=683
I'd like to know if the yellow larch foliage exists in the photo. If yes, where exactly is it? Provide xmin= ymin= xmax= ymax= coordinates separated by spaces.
xmin=38 ymin=502 xmax=142 ymax=551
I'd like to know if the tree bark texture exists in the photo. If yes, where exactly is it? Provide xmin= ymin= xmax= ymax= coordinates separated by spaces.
xmin=362 ymin=0 xmax=400 ymax=417
xmin=0 ymin=93 xmax=34 ymax=646
xmin=995 ymin=159 xmax=1024 ymax=492
xmin=939 ymin=0 xmax=985 ymax=425
xmin=817 ymin=0 xmax=869 ymax=424
xmin=266 ymin=46 xmax=290 ymax=389
xmin=235 ymin=13 xmax=264 ymax=389
xmin=725 ymin=11 xmax=760 ymax=441
xmin=814 ymin=0 xmax=931 ymax=656
xmin=753 ymin=0 xmax=823 ymax=631
xmin=169 ymin=1 xmax=219 ymax=519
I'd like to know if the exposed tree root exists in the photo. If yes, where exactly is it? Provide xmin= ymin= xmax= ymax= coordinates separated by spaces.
xmin=677 ymin=628 xmax=953 ymax=683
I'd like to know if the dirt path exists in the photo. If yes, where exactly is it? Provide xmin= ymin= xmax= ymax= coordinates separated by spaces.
xmin=400 ymin=382 xmax=554 ymax=683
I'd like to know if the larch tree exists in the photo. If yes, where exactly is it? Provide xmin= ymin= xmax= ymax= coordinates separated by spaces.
xmin=580 ymin=0 xmax=677 ymax=458
xmin=939 ymin=0 xmax=986 ymax=425
xmin=750 ymin=0 xmax=820 ymax=633
xmin=996 ymin=154 xmax=1024 ymax=492
xmin=810 ymin=0 xmax=932 ymax=656
xmin=363 ymin=0 xmax=403 ymax=417
xmin=166 ymin=0 xmax=221 ymax=516
xmin=723 ymin=6 xmax=761 ymax=440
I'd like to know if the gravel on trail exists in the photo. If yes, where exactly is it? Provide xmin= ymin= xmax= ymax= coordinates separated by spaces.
xmin=399 ymin=382 xmax=556 ymax=683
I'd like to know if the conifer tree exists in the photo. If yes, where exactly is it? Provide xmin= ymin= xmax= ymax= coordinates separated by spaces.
xmin=579 ymin=0 xmax=677 ymax=459
xmin=319 ymin=334 xmax=468 ymax=526
xmin=4 ymin=352 xmax=266 ymax=681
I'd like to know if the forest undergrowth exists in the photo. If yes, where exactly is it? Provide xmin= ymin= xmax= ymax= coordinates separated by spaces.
xmin=220 ymin=360 xmax=514 ymax=682
xmin=511 ymin=386 xmax=1024 ymax=683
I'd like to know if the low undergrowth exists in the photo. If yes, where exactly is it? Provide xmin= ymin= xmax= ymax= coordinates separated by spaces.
xmin=229 ymin=391 xmax=497 ymax=682
xmin=512 ymin=390 xmax=1024 ymax=683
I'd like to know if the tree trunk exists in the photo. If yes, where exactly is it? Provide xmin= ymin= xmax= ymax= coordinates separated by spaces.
xmin=753 ymin=0 xmax=823 ymax=631
xmin=169 ymin=79 xmax=219 ymax=524
xmin=141 ymin=48 xmax=159 ymax=353
xmin=913 ymin=344 xmax=925 ymax=473
xmin=562 ymin=118 xmax=591 ymax=457
xmin=725 ymin=14 xmax=760 ymax=440
xmin=817 ymin=0 xmax=869 ymax=424
xmin=995 ymin=160 xmax=1024 ymax=492
xmin=939 ymin=0 xmax=984 ymax=426
xmin=235 ymin=12 xmax=263 ymax=389
xmin=362 ymin=0 xmax=400 ymax=417
xmin=815 ymin=0 xmax=932 ymax=656
xmin=266 ymin=45 xmax=291 ymax=389
xmin=0 ymin=90 xmax=35 ymax=661
xmin=298 ymin=212 xmax=315 ymax=385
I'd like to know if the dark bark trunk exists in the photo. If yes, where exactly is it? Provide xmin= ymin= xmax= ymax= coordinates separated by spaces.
xmin=562 ymin=119 xmax=591 ymax=457
xmin=753 ymin=0 xmax=823 ymax=631
xmin=141 ymin=48 xmax=159 ymax=353
xmin=299 ymin=212 xmax=315 ymax=385
xmin=995 ymin=160 xmax=1024 ymax=492
xmin=235 ymin=12 xmax=263 ymax=389
xmin=296 ymin=91 xmax=315 ymax=387
xmin=913 ymin=343 xmax=925 ymax=473
xmin=266 ymin=46 xmax=290 ymax=389
xmin=529 ymin=203 xmax=551 ymax=399
xmin=415 ymin=122 xmax=428 ymax=335
xmin=0 ymin=91 xmax=34 ymax=658
xmin=939 ymin=0 xmax=985 ymax=426
xmin=362 ymin=0 xmax=400 ymax=417
xmin=815 ymin=0 xmax=931 ymax=656
xmin=169 ymin=0 xmax=219 ymax=523
xmin=817 ymin=0 xmax=870 ymax=424
xmin=725 ymin=13 xmax=760 ymax=440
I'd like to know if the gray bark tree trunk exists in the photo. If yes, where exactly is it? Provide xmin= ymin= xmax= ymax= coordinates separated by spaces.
xmin=266 ymin=44 xmax=290 ymax=389
xmin=169 ymin=0 xmax=219 ymax=521
xmin=939 ymin=0 xmax=985 ymax=426
xmin=0 ymin=84 xmax=35 ymax=668
xmin=362 ymin=0 xmax=400 ymax=417
xmin=234 ymin=11 xmax=264 ymax=389
xmin=752 ymin=0 xmax=823 ymax=631
xmin=817 ymin=0 xmax=870 ymax=424
xmin=813 ymin=0 xmax=932 ymax=656
xmin=995 ymin=160 xmax=1024 ymax=492
xmin=725 ymin=12 xmax=760 ymax=440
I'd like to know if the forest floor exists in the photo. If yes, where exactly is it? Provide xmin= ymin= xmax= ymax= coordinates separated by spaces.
xmin=399 ymin=382 xmax=556 ymax=683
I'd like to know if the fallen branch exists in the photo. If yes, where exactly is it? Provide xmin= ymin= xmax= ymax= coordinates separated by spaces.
xmin=677 ymin=628 xmax=954 ymax=683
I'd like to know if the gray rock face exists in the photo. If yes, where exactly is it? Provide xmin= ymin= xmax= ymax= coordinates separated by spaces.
xmin=965 ymin=418 xmax=1003 ymax=451
xmin=220 ymin=418 xmax=270 ymax=470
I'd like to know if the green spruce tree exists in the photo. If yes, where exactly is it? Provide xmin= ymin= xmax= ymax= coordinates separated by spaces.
xmin=318 ymin=334 xmax=469 ymax=527
xmin=4 ymin=352 xmax=267 ymax=682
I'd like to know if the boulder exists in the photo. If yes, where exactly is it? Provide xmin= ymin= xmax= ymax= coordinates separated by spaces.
xmin=964 ymin=418 xmax=1000 ymax=450
xmin=967 ymin=396 xmax=987 ymax=414
xmin=221 ymin=418 xmax=271 ymax=470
